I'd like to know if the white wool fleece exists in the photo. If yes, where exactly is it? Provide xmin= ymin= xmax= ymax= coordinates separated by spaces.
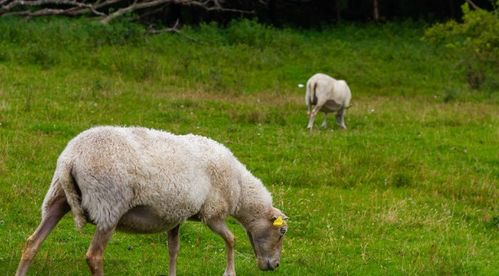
xmin=41 ymin=126 xmax=273 ymax=231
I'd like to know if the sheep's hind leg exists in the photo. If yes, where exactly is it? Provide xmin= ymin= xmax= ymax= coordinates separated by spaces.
xmin=16 ymin=196 xmax=69 ymax=276
xmin=167 ymin=225 xmax=180 ymax=276
xmin=336 ymin=109 xmax=347 ymax=129
xmin=207 ymin=219 xmax=236 ymax=276
xmin=86 ymin=226 xmax=115 ymax=276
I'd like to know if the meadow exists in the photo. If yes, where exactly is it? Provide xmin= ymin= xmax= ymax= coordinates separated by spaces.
xmin=0 ymin=18 xmax=497 ymax=275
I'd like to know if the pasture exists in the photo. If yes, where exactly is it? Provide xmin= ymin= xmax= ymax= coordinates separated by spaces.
xmin=0 ymin=18 xmax=497 ymax=275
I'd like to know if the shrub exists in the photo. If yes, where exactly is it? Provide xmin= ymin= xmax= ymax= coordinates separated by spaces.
xmin=424 ymin=2 xmax=499 ymax=90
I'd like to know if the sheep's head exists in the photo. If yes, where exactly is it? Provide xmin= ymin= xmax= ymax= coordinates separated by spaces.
xmin=246 ymin=207 xmax=288 ymax=271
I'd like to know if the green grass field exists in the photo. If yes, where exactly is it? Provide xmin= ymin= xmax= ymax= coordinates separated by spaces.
xmin=0 ymin=18 xmax=498 ymax=275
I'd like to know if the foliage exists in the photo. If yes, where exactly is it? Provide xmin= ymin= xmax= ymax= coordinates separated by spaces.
xmin=425 ymin=2 xmax=499 ymax=89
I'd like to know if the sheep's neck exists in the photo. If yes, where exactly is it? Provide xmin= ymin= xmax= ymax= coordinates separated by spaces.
xmin=232 ymin=173 xmax=272 ymax=227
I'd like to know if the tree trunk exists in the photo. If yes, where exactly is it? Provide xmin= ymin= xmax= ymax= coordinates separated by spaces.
xmin=372 ymin=0 xmax=379 ymax=21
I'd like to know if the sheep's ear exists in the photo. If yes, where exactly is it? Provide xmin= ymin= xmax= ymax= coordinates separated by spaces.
xmin=270 ymin=207 xmax=288 ymax=227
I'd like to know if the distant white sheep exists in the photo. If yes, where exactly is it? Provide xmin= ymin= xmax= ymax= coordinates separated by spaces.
xmin=16 ymin=126 xmax=288 ymax=276
xmin=305 ymin=73 xmax=352 ymax=130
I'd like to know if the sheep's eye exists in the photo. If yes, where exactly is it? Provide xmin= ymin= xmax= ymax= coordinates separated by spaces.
xmin=279 ymin=227 xmax=287 ymax=236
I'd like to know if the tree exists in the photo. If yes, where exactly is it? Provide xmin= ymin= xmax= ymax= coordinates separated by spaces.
xmin=372 ymin=0 xmax=379 ymax=21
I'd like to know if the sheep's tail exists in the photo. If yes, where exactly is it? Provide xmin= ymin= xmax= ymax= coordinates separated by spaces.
xmin=307 ymin=81 xmax=318 ymax=106
xmin=43 ymin=161 xmax=87 ymax=230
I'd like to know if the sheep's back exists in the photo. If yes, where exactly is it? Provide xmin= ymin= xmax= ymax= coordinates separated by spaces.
xmin=60 ymin=126 xmax=215 ymax=229
xmin=332 ymin=80 xmax=352 ymax=106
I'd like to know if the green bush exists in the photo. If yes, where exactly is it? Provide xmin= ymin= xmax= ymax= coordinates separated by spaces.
xmin=425 ymin=2 xmax=499 ymax=90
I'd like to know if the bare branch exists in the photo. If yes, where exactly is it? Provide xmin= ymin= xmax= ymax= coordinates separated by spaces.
xmin=183 ymin=0 xmax=255 ymax=14
xmin=3 ymin=0 xmax=87 ymax=11
xmin=465 ymin=0 xmax=480 ymax=9
xmin=100 ymin=0 xmax=171 ymax=24
xmin=148 ymin=19 xmax=203 ymax=43
xmin=1 ymin=0 xmax=105 ymax=16
xmin=69 ymin=0 xmax=121 ymax=15
xmin=0 ymin=0 xmax=12 ymax=6
xmin=147 ymin=18 xmax=180 ymax=33
xmin=1 ymin=0 xmax=255 ymax=22
xmin=5 ymin=7 xmax=67 ymax=16
xmin=93 ymin=0 xmax=121 ymax=9
xmin=66 ymin=2 xmax=107 ymax=16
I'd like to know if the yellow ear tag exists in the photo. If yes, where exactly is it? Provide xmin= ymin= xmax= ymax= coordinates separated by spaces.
xmin=273 ymin=216 xmax=286 ymax=227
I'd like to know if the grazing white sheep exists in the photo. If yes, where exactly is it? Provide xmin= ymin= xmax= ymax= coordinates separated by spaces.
xmin=16 ymin=126 xmax=288 ymax=276
xmin=305 ymin=73 xmax=352 ymax=130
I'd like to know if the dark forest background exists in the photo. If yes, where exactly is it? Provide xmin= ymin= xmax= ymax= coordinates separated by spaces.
xmin=1 ymin=0 xmax=496 ymax=26
xmin=163 ymin=0 xmax=495 ymax=26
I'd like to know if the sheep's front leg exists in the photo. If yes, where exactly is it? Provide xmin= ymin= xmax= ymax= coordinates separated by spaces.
xmin=307 ymin=106 xmax=322 ymax=131
xmin=168 ymin=225 xmax=180 ymax=276
xmin=86 ymin=226 xmax=115 ymax=276
xmin=16 ymin=197 xmax=69 ymax=276
xmin=207 ymin=219 xmax=236 ymax=276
